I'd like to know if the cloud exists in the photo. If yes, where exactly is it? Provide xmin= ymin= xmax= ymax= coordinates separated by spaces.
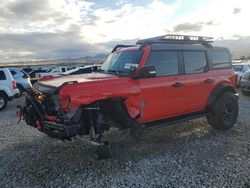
xmin=82 ymin=15 xmax=100 ymax=26
xmin=173 ymin=22 xmax=203 ymax=32
xmin=0 ymin=25 xmax=107 ymax=62
xmin=1 ymin=0 xmax=250 ymax=62
xmin=0 ymin=0 xmax=66 ymax=23
xmin=233 ymin=8 xmax=241 ymax=14
xmin=172 ymin=20 xmax=219 ymax=32
xmin=81 ymin=0 xmax=180 ymax=43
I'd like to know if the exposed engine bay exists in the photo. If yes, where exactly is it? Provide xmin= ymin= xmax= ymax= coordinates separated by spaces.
xmin=17 ymin=83 xmax=138 ymax=145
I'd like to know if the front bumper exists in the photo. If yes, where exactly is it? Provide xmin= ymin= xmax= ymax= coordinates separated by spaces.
xmin=42 ymin=121 xmax=81 ymax=140
xmin=17 ymin=92 xmax=82 ymax=140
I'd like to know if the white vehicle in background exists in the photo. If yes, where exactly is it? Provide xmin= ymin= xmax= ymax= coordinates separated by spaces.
xmin=61 ymin=65 xmax=101 ymax=75
xmin=0 ymin=68 xmax=20 ymax=111
xmin=10 ymin=68 xmax=32 ymax=96
xmin=35 ymin=66 xmax=74 ymax=79
xmin=232 ymin=63 xmax=250 ymax=86
xmin=28 ymin=68 xmax=50 ymax=84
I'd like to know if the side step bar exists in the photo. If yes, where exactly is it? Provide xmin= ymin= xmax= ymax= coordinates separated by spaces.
xmin=145 ymin=111 xmax=209 ymax=128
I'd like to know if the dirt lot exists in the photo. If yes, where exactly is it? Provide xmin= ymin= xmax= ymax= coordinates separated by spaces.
xmin=0 ymin=92 xmax=249 ymax=187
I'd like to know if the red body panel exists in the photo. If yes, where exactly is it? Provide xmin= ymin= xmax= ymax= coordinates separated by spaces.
xmin=39 ymin=47 xmax=237 ymax=125
xmin=40 ymin=69 xmax=235 ymax=124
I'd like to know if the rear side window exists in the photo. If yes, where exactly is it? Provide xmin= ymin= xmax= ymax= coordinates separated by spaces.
xmin=211 ymin=51 xmax=231 ymax=69
xmin=183 ymin=51 xmax=207 ymax=74
xmin=146 ymin=51 xmax=179 ymax=76
xmin=10 ymin=70 xmax=16 ymax=75
xmin=0 ymin=71 xmax=6 ymax=80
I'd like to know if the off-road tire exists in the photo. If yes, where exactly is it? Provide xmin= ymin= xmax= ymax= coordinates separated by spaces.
xmin=241 ymin=89 xmax=250 ymax=96
xmin=207 ymin=92 xmax=238 ymax=130
xmin=0 ymin=93 xmax=8 ymax=111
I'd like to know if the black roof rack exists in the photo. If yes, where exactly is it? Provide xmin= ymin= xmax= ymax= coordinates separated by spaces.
xmin=136 ymin=34 xmax=213 ymax=47
xmin=111 ymin=45 xmax=137 ymax=53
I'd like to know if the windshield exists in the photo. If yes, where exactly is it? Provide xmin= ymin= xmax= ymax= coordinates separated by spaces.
xmin=232 ymin=65 xmax=243 ymax=72
xmin=101 ymin=50 xmax=142 ymax=75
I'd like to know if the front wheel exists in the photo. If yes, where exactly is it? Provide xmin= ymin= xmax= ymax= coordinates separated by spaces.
xmin=0 ymin=93 xmax=8 ymax=111
xmin=207 ymin=92 xmax=238 ymax=130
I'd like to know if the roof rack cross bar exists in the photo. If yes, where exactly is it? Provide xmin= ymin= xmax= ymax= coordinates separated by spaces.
xmin=136 ymin=34 xmax=213 ymax=47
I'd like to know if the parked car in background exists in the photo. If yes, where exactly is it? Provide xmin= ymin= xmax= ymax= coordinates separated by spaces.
xmin=0 ymin=68 xmax=19 ymax=110
xmin=232 ymin=60 xmax=247 ymax=64
xmin=241 ymin=70 xmax=250 ymax=95
xmin=61 ymin=65 xmax=100 ymax=75
xmin=36 ymin=66 xmax=74 ymax=79
xmin=232 ymin=63 xmax=250 ymax=86
xmin=28 ymin=69 xmax=50 ymax=84
xmin=22 ymin=67 xmax=34 ymax=74
xmin=10 ymin=68 xmax=32 ymax=96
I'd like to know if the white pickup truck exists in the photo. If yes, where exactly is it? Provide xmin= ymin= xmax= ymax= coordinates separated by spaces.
xmin=0 ymin=68 xmax=20 ymax=110
xmin=35 ymin=66 xmax=73 ymax=79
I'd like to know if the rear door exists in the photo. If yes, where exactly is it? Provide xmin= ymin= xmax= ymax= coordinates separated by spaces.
xmin=181 ymin=50 xmax=214 ymax=112
xmin=139 ymin=50 xmax=188 ymax=123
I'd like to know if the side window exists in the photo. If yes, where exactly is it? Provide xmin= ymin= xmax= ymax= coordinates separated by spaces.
xmin=211 ymin=51 xmax=231 ymax=69
xmin=146 ymin=51 xmax=179 ymax=76
xmin=10 ymin=70 xmax=16 ymax=75
xmin=183 ymin=51 xmax=207 ymax=74
xmin=0 ymin=71 xmax=6 ymax=80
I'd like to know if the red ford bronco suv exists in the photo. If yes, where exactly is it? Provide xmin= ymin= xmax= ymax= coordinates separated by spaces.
xmin=17 ymin=35 xmax=238 ymax=158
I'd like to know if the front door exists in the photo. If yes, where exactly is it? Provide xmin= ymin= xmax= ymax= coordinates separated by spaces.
xmin=138 ymin=50 xmax=188 ymax=123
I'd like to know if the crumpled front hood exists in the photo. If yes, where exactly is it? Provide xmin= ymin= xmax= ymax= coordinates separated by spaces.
xmin=33 ymin=73 xmax=119 ymax=94
xmin=40 ymin=73 xmax=118 ymax=88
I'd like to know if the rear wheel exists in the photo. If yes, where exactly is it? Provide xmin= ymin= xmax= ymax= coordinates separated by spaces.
xmin=207 ymin=92 xmax=238 ymax=130
xmin=0 ymin=93 xmax=7 ymax=111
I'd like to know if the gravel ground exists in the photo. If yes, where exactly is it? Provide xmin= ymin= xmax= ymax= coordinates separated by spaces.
xmin=0 ymin=92 xmax=249 ymax=187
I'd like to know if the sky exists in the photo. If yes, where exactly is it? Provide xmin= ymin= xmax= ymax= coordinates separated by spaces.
xmin=0 ymin=0 xmax=250 ymax=63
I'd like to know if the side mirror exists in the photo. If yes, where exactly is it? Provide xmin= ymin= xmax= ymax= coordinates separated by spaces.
xmin=131 ymin=65 xmax=156 ymax=79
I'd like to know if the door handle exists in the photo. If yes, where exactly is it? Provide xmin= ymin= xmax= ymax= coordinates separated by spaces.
xmin=172 ymin=82 xmax=183 ymax=88
xmin=204 ymin=79 xmax=214 ymax=84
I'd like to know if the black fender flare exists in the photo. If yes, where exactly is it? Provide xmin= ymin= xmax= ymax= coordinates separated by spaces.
xmin=206 ymin=84 xmax=237 ymax=112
